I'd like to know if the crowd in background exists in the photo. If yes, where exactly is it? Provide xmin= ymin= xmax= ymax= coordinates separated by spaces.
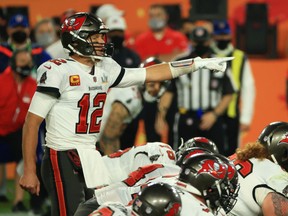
xmin=0 ymin=3 xmax=256 ymax=215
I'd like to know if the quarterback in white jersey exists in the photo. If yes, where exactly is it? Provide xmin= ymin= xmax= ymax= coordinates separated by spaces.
xmin=19 ymin=12 xmax=233 ymax=216
xmin=228 ymin=122 xmax=288 ymax=216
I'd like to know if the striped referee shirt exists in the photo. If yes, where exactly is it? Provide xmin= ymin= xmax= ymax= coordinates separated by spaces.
xmin=168 ymin=52 xmax=235 ymax=111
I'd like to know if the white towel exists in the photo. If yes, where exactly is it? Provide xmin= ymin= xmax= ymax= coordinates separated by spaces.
xmin=76 ymin=148 xmax=112 ymax=188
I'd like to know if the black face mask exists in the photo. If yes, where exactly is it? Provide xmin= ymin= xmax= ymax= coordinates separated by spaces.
xmin=110 ymin=36 xmax=124 ymax=50
xmin=14 ymin=65 xmax=32 ymax=78
xmin=11 ymin=30 xmax=28 ymax=44
xmin=216 ymin=39 xmax=231 ymax=50
xmin=194 ymin=43 xmax=210 ymax=56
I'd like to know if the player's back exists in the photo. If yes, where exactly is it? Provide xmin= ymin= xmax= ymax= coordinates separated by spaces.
xmin=229 ymin=157 xmax=288 ymax=216
xmin=102 ymin=142 xmax=176 ymax=182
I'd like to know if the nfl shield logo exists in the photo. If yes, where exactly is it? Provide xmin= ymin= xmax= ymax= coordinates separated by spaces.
xmin=93 ymin=77 xmax=97 ymax=82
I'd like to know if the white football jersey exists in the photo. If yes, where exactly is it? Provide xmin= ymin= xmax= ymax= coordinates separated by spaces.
xmin=102 ymin=142 xmax=177 ymax=182
xmin=100 ymin=86 xmax=142 ymax=136
xmin=229 ymin=156 xmax=288 ymax=216
xmin=35 ymin=57 xmax=143 ymax=150
xmin=95 ymin=164 xmax=180 ymax=205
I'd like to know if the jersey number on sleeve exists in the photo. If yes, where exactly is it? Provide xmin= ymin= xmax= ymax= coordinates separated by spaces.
xmin=76 ymin=93 xmax=107 ymax=134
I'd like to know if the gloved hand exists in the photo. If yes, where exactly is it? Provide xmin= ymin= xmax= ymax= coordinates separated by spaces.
xmin=193 ymin=56 xmax=234 ymax=72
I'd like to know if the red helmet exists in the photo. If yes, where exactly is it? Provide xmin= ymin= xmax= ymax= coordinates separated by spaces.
xmin=60 ymin=12 xmax=113 ymax=59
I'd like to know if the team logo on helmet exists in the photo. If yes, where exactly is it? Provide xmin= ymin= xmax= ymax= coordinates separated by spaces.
xmin=165 ymin=202 xmax=181 ymax=216
xmin=62 ymin=16 xmax=86 ymax=32
xmin=198 ymin=159 xmax=226 ymax=179
xmin=278 ymin=133 xmax=288 ymax=145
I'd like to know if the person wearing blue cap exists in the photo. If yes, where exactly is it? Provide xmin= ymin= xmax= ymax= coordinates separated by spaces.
xmin=211 ymin=20 xmax=255 ymax=156
xmin=0 ymin=14 xmax=51 ymax=74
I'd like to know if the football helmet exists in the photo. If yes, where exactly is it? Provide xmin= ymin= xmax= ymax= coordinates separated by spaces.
xmin=258 ymin=121 xmax=288 ymax=145
xmin=259 ymin=123 xmax=288 ymax=172
xmin=140 ymin=57 xmax=170 ymax=102
xmin=61 ymin=12 xmax=113 ymax=59
xmin=176 ymin=147 xmax=212 ymax=166
xmin=214 ymin=154 xmax=239 ymax=213
xmin=178 ymin=153 xmax=229 ymax=214
xmin=176 ymin=137 xmax=219 ymax=159
xmin=132 ymin=182 xmax=182 ymax=216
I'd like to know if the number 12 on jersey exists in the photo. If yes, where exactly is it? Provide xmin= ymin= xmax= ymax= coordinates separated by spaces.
xmin=76 ymin=93 xmax=107 ymax=134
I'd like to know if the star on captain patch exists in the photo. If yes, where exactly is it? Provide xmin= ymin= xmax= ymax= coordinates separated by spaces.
xmin=69 ymin=75 xmax=80 ymax=86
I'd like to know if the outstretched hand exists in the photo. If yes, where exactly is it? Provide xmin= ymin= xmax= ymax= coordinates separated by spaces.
xmin=194 ymin=56 xmax=234 ymax=73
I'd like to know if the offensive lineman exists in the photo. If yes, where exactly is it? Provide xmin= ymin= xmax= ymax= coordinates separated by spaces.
xmin=228 ymin=122 xmax=288 ymax=216
xmin=19 ymin=12 xmax=233 ymax=216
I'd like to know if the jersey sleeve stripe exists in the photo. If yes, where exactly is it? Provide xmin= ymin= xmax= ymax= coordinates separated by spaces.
xmin=110 ymin=67 xmax=125 ymax=88
xmin=37 ymin=86 xmax=61 ymax=98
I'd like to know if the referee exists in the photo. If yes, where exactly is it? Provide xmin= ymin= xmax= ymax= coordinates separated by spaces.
xmin=157 ymin=26 xmax=235 ymax=154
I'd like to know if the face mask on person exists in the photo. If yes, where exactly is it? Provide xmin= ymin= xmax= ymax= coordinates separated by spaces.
xmin=148 ymin=18 xmax=166 ymax=31
xmin=11 ymin=30 xmax=28 ymax=44
xmin=36 ymin=32 xmax=56 ymax=47
xmin=194 ymin=43 xmax=210 ymax=56
xmin=216 ymin=39 xmax=231 ymax=50
xmin=14 ymin=65 xmax=33 ymax=78
xmin=110 ymin=35 xmax=124 ymax=50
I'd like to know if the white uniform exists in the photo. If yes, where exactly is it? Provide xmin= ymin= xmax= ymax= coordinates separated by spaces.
xmin=35 ymin=57 xmax=146 ymax=188
xmin=95 ymin=164 xmax=180 ymax=205
xmin=36 ymin=57 xmax=144 ymax=150
xmin=229 ymin=157 xmax=288 ymax=216
xmin=100 ymin=86 xmax=142 ymax=135
xmin=102 ymin=142 xmax=177 ymax=182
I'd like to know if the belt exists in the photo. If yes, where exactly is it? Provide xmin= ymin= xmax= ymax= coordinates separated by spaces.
xmin=178 ymin=108 xmax=213 ymax=115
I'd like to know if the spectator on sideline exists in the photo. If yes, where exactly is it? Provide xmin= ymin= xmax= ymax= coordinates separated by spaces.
xmin=0 ymin=49 xmax=37 ymax=212
xmin=34 ymin=18 xmax=68 ymax=59
xmin=134 ymin=4 xmax=188 ymax=61
xmin=0 ymin=14 xmax=51 ymax=74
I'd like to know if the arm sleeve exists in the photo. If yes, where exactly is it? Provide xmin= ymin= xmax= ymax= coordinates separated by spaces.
xmin=254 ymin=186 xmax=276 ymax=206
xmin=115 ymin=68 xmax=146 ymax=88
xmin=28 ymin=91 xmax=58 ymax=118
xmin=105 ymin=58 xmax=146 ymax=88
xmin=240 ymin=59 xmax=256 ymax=125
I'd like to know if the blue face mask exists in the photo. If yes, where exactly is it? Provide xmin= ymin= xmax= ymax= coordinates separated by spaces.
xmin=148 ymin=18 xmax=166 ymax=31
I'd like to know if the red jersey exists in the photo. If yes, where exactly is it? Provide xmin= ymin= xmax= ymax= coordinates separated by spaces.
xmin=0 ymin=67 xmax=37 ymax=135
xmin=134 ymin=27 xmax=188 ymax=60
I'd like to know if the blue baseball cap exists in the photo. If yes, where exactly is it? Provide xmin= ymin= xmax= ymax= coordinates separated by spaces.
xmin=213 ymin=20 xmax=230 ymax=35
xmin=8 ymin=14 xmax=29 ymax=28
